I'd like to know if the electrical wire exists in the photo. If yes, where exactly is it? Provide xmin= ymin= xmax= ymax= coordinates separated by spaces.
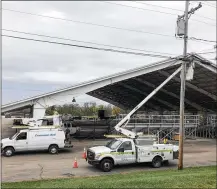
xmin=189 ymin=37 xmax=217 ymax=43
xmin=197 ymin=1 xmax=216 ymax=8
xmin=133 ymin=1 xmax=216 ymax=21
xmin=196 ymin=51 xmax=216 ymax=55
xmin=2 ymin=34 xmax=173 ymax=59
xmin=195 ymin=48 xmax=216 ymax=53
xmin=103 ymin=1 xmax=177 ymax=16
xmin=2 ymin=8 xmax=174 ymax=38
xmin=2 ymin=8 xmax=215 ymax=47
xmin=133 ymin=1 xmax=183 ymax=12
xmin=102 ymin=1 xmax=216 ymax=27
xmin=2 ymin=29 xmax=177 ymax=56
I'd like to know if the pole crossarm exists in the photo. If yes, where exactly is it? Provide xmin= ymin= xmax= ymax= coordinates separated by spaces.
xmin=178 ymin=2 xmax=202 ymax=19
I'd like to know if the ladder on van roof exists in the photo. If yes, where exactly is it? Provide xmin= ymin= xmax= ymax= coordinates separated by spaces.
xmin=11 ymin=125 xmax=61 ymax=129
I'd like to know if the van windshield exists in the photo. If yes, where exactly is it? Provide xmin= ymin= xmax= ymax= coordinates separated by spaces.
xmin=106 ymin=139 xmax=122 ymax=150
xmin=9 ymin=132 xmax=19 ymax=140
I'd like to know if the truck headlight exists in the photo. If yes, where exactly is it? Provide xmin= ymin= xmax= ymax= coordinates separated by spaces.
xmin=95 ymin=154 xmax=101 ymax=159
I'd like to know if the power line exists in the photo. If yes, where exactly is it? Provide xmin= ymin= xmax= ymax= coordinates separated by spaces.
xmin=2 ymin=8 xmax=214 ymax=47
xmin=189 ymin=37 xmax=217 ymax=43
xmin=102 ymin=1 xmax=216 ymax=27
xmin=2 ymin=28 xmax=177 ymax=56
xmin=2 ymin=34 xmax=173 ymax=59
xmin=133 ymin=1 xmax=216 ymax=21
xmin=133 ymin=1 xmax=183 ymax=12
xmin=195 ymin=48 xmax=216 ymax=53
xmin=103 ymin=1 xmax=177 ymax=16
xmin=198 ymin=1 xmax=216 ymax=8
xmin=196 ymin=51 xmax=216 ymax=55
xmin=2 ymin=8 xmax=173 ymax=38
xmin=206 ymin=2 xmax=217 ymax=7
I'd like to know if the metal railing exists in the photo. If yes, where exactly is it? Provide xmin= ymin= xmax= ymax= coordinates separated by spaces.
xmin=115 ymin=114 xmax=200 ymax=128
xmin=206 ymin=115 xmax=217 ymax=127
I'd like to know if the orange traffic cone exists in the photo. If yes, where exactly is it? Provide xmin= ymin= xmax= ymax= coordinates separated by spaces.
xmin=82 ymin=148 xmax=86 ymax=159
xmin=73 ymin=157 xmax=78 ymax=168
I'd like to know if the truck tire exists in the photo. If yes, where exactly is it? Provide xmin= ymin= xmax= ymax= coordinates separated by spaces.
xmin=3 ymin=147 xmax=15 ymax=157
xmin=100 ymin=159 xmax=113 ymax=172
xmin=152 ymin=156 xmax=162 ymax=168
xmin=48 ymin=145 xmax=59 ymax=154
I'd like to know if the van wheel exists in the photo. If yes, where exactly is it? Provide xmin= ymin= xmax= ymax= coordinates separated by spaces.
xmin=152 ymin=156 xmax=162 ymax=168
xmin=3 ymin=147 xmax=14 ymax=157
xmin=100 ymin=159 xmax=113 ymax=172
xmin=49 ymin=145 xmax=58 ymax=154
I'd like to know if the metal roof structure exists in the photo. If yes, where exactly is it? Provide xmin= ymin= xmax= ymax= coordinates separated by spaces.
xmin=2 ymin=53 xmax=217 ymax=117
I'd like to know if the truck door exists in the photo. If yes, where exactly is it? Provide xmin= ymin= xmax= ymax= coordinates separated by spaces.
xmin=117 ymin=141 xmax=136 ymax=165
xmin=14 ymin=132 xmax=28 ymax=151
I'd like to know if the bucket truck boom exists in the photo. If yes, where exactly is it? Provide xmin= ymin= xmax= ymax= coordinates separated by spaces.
xmin=86 ymin=65 xmax=182 ymax=172
xmin=114 ymin=66 xmax=182 ymax=139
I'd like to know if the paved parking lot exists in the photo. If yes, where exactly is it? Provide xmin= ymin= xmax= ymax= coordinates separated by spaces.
xmin=2 ymin=139 xmax=216 ymax=183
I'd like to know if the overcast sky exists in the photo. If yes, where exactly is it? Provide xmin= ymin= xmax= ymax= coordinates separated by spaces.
xmin=2 ymin=1 xmax=216 ymax=106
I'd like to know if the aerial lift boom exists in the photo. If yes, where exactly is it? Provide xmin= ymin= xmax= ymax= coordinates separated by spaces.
xmin=114 ymin=66 xmax=182 ymax=139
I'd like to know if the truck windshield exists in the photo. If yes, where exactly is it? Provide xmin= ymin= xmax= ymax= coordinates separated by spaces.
xmin=106 ymin=139 xmax=122 ymax=150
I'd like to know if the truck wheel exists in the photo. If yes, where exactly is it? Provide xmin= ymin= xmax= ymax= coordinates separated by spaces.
xmin=49 ymin=145 xmax=58 ymax=154
xmin=100 ymin=159 xmax=113 ymax=172
xmin=152 ymin=156 xmax=162 ymax=168
xmin=3 ymin=147 xmax=14 ymax=157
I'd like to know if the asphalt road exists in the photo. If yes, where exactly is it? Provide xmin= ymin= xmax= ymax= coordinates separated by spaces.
xmin=2 ymin=139 xmax=216 ymax=183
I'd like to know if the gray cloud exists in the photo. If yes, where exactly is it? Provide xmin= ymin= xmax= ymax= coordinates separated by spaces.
xmin=2 ymin=1 xmax=216 ymax=104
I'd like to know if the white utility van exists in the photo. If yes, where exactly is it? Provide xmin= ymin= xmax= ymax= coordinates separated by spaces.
xmin=1 ymin=127 xmax=73 ymax=157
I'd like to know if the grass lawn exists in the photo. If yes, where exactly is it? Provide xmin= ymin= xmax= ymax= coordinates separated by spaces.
xmin=2 ymin=166 xmax=216 ymax=188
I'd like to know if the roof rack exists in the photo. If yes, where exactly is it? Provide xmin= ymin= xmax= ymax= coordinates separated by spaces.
xmin=12 ymin=125 xmax=61 ymax=129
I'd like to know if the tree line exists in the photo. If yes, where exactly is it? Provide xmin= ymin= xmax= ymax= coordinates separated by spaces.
xmin=45 ymin=102 xmax=126 ymax=117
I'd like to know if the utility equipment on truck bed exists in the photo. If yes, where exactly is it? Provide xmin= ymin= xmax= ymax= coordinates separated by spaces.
xmin=86 ymin=66 xmax=181 ymax=172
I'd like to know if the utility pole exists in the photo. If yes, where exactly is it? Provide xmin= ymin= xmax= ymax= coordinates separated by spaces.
xmin=176 ymin=1 xmax=202 ymax=170
xmin=178 ymin=0 xmax=189 ymax=171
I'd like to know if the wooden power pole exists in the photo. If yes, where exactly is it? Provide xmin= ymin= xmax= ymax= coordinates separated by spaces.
xmin=176 ymin=1 xmax=202 ymax=170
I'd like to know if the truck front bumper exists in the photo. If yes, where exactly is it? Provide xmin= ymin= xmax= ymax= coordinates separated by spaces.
xmin=173 ymin=151 xmax=179 ymax=159
xmin=87 ymin=159 xmax=100 ymax=165
xmin=64 ymin=144 xmax=73 ymax=148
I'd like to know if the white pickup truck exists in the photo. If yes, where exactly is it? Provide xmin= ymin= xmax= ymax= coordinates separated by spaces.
xmin=86 ymin=136 xmax=179 ymax=172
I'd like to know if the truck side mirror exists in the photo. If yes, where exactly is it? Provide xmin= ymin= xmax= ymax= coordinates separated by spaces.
xmin=117 ymin=147 xmax=124 ymax=152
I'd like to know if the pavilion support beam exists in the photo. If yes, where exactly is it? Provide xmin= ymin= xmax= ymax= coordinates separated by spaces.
xmin=159 ymin=70 xmax=217 ymax=101
xmin=109 ymin=86 xmax=163 ymax=111
xmin=89 ymin=91 xmax=128 ymax=110
xmin=95 ymin=89 xmax=133 ymax=108
xmin=133 ymin=78 xmax=211 ymax=112
xmin=119 ymin=83 xmax=179 ymax=111
xmin=108 ymin=88 xmax=160 ymax=111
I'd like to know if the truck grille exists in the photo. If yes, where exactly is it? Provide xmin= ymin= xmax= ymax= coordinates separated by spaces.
xmin=87 ymin=149 xmax=95 ymax=160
